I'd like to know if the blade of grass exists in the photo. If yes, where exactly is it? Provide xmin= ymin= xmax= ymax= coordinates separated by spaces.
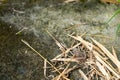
xmin=116 ymin=24 xmax=120 ymax=38
xmin=106 ymin=9 xmax=120 ymax=24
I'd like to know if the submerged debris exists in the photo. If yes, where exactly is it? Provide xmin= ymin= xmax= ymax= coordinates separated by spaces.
xmin=47 ymin=31 xmax=120 ymax=80
xmin=22 ymin=31 xmax=120 ymax=80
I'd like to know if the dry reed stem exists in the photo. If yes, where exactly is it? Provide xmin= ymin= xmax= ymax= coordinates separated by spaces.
xmin=21 ymin=40 xmax=69 ymax=80
xmin=91 ymin=38 xmax=120 ymax=72
xmin=96 ymin=61 xmax=110 ymax=80
xmin=23 ymin=30 xmax=120 ymax=80
xmin=43 ymin=59 xmax=47 ymax=78
xmin=64 ymin=0 xmax=79 ymax=3
xmin=68 ymin=35 xmax=120 ymax=79
xmin=112 ymin=46 xmax=118 ymax=60
xmin=55 ymin=64 xmax=70 ymax=80
xmin=52 ymin=58 xmax=79 ymax=63
xmin=93 ymin=51 xmax=120 ymax=78
xmin=78 ymin=69 xmax=89 ymax=80
xmin=51 ymin=43 xmax=81 ymax=61
xmin=46 ymin=29 xmax=66 ymax=53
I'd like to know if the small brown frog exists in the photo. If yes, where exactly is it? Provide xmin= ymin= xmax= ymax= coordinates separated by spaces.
xmin=72 ymin=48 xmax=86 ymax=62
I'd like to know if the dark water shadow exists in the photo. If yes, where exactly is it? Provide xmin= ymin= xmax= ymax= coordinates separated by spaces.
xmin=0 ymin=20 xmax=58 ymax=80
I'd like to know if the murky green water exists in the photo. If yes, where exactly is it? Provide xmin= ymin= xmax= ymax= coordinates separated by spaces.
xmin=0 ymin=20 xmax=59 ymax=80
xmin=0 ymin=0 xmax=120 ymax=80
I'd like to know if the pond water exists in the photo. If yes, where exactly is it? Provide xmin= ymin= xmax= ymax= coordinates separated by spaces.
xmin=0 ymin=20 xmax=59 ymax=80
xmin=0 ymin=0 xmax=120 ymax=80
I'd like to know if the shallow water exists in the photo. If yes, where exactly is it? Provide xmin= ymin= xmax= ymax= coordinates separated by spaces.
xmin=0 ymin=20 xmax=59 ymax=80
xmin=0 ymin=0 xmax=120 ymax=79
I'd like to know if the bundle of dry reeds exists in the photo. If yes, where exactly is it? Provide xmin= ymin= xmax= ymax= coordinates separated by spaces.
xmin=22 ymin=31 xmax=120 ymax=80
xmin=47 ymin=30 xmax=120 ymax=80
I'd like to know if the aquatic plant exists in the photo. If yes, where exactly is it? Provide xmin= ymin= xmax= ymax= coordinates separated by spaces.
xmin=107 ymin=9 xmax=120 ymax=24
xmin=107 ymin=9 xmax=120 ymax=39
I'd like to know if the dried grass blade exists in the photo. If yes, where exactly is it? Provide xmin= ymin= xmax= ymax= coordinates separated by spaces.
xmin=53 ymin=76 xmax=69 ymax=80
xmin=51 ymin=43 xmax=81 ymax=60
xmin=57 ymin=64 xmax=70 ymax=80
xmin=16 ymin=27 xmax=28 ymax=35
xmin=64 ymin=0 xmax=78 ymax=3
xmin=69 ymin=35 xmax=106 ymax=56
xmin=51 ymin=58 xmax=79 ymax=63
xmin=68 ymin=35 xmax=92 ymax=50
xmin=96 ymin=61 xmax=110 ymax=80
xmin=93 ymin=51 xmax=120 ymax=78
xmin=91 ymin=38 xmax=120 ymax=71
xmin=21 ymin=40 xmax=68 ymax=79
xmin=65 ymin=65 xmax=78 ymax=74
xmin=44 ymin=59 xmax=47 ymax=78
xmin=78 ymin=69 xmax=89 ymax=80
xmin=112 ymin=46 xmax=120 ymax=72
xmin=93 ymin=45 xmax=106 ymax=56
xmin=112 ymin=46 xmax=118 ymax=60
xmin=21 ymin=40 xmax=59 ymax=71
xmin=46 ymin=30 xmax=66 ymax=52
